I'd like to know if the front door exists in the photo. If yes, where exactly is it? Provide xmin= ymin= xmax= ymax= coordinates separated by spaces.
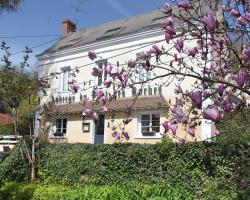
xmin=94 ymin=115 xmax=105 ymax=144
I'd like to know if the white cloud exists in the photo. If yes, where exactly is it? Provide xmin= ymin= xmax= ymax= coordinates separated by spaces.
xmin=105 ymin=0 xmax=130 ymax=17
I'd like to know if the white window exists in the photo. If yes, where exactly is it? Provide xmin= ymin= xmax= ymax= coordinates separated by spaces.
xmin=96 ymin=59 xmax=107 ymax=86
xmin=54 ymin=118 xmax=67 ymax=136
xmin=137 ymin=111 xmax=161 ymax=138
xmin=60 ymin=67 xmax=70 ymax=92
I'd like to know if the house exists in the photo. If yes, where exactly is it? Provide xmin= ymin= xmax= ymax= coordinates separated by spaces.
xmin=35 ymin=4 xmax=220 ymax=144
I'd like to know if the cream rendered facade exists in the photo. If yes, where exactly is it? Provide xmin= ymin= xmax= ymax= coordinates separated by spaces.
xmin=35 ymin=22 xmax=212 ymax=144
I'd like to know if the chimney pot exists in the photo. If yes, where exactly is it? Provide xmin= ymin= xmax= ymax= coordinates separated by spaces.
xmin=62 ymin=19 xmax=76 ymax=37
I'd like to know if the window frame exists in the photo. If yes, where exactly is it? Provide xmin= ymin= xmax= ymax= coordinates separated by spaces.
xmin=60 ymin=66 xmax=71 ymax=93
xmin=95 ymin=59 xmax=108 ymax=87
xmin=136 ymin=111 xmax=162 ymax=139
xmin=53 ymin=118 xmax=68 ymax=137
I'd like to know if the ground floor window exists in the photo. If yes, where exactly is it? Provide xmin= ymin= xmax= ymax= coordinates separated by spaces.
xmin=54 ymin=118 xmax=67 ymax=136
xmin=140 ymin=112 xmax=160 ymax=136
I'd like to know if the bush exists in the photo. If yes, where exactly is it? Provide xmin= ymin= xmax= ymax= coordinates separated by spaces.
xmin=0 ymin=124 xmax=13 ymax=135
xmin=0 ymin=182 xmax=192 ymax=200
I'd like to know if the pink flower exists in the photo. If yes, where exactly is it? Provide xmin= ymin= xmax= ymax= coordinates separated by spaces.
xmin=92 ymin=112 xmax=99 ymax=120
xmin=84 ymin=108 xmax=92 ymax=117
xmin=233 ymin=71 xmax=247 ymax=88
xmin=230 ymin=9 xmax=240 ymax=17
xmin=105 ymin=64 xmax=113 ymax=74
xmin=221 ymin=5 xmax=232 ymax=12
xmin=162 ymin=17 xmax=173 ymax=28
xmin=236 ymin=16 xmax=247 ymax=26
xmin=150 ymin=45 xmax=162 ymax=55
xmin=174 ymin=84 xmax=183 ymax=94
xmin=104 ymin=78 xmax=112 ymax=88
xmin=100 ymin=106 xmax=108 ymax=113
xmin=95 ymin=90 xmax=105 ymax=99
xmin=112 ymin=131 xmax=121 ymax=140
xmin=92 ymin=67 xmax=102 ymax=77
xmin=161 ymin=3 xmax=172 ymax=14
xmin=177 ymin=1 xmax=192 ymax=10
xmin=127 ymin=60 xmax=136 ymax=68
xmin=162 ymin=121 xmax=169 ymax=132
xmin=201 ymin=12 xmax=216 ymax=32
xmin=203 ymin=106 xmax=224 ymax=122
xmin=71 ymin=84 xmax=80 ymax=93
xmin=241 ymin=47 xmax=250 ymax=62
xmin=169 ymin=123 xmax=178 ymax=135
xmin=178 ymin=138 xmax=185 ymax=145
xmin=242 ymin=12 xmax=250 ymax=22
xmin=122 ymin=131 xmax=129 ymax=140
xmin=123 ymin=116 xmax=132 ymax=124
xmin=223 ymin=99 xmax=232 ymax=112
xmin=165 ymin=26 xmax=176 ymax=43
xmin=212 ymin=129 xmax=220 ymax=137
xmin=218 ymin=84 xmax=224 ymax=95
xmin=88 ymin=51 xmax=97 ymax=60
xmin=175 ymin=38 xmax=184 ymax=52
xmin=188 ymin=127 xmax=195 ymax=137
xmin=143 ymin=60 xmax=151 ymax=71
xmin=239 ymin=180 xmax=247 ymax=189
xmin=188 ymin=47 xmax=198 ymax=57
xmin=187 ymin=91 xmax=202 ymax=108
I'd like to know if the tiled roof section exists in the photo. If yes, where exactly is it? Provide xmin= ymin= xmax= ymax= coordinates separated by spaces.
xmin=50 ymin=95 xmax=169 ymax=114
xmin=0 ymin=113 xmax=13 ymax=125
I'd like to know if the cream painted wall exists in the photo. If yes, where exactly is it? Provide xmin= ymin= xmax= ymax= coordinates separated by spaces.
xmin=36 ymin=28 xmax=209 ymax=142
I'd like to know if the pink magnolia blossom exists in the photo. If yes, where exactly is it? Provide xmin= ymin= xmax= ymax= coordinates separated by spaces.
xmin=104 ymin=78 xmax=112 ymax=88
xmin=236 ymin=16 xmax=247 ymax=25
xmin=161 ymin=3 xmax=172 ymax=14
xmin=178 ymin=138 xmax=186 ymax=145
xmin=123 ymin=116 xmax=132 ymax=124
xmin=239 ymin=180 xmax=247 ymax=189
xmin=105 ymin=64 xmax=113 ymax=74
xmin=187 ymin=90 xmax=202 ymax=108
xmin=212 ymin=129 xmax=220 ymax=137
xmin=100 ymin=106 xmax=108 ymax=113
xmin=95 ymin=90 xmax=105 ymax=99
xmin=203 ymin=106 xmax=224 ymax=122
xmin=162 ymin=17 xmax=173 ymax=28
xmin=169 ymin=123 xmax=178 ymax=135
xmin=223 ymin=99 xmax=232 ymax=112
xmin=127 ymin=60 xmax=136 ymax=68
xmin=88 ymin=51 xmax=97 ymax=60
xmin=92 ymin=112 xmax=99 ymax=120
xmin=84 ymin=108 xmax=92 ymax=117
xmin=177 ymin=1 xmax=192 ymax=10
xmin=175 ymin=38 xmax=184 ymax=52
xmin=71 ymin=84 xmax=80 ymax=93
xmin=165 ymin=26 xmax=176 ymax=43
xmin=162 ymin=121 xmax=169 ymax=132
xmin=221 ymin=5 xmax=232 ymax=12
xmin=230 ymin=9 xmax=240 ymax=17
xmin=174 ymin=84 xmax=183 ymax=94
xmin=92 ymin=67 xmax=102 ymax=77
xmin=143 ymin=60 xmax=151 ymax=71
xmin=241 ymin=47 xmax=250 ymax=62
xmin=150 ymin=45 xmax=162 ymax=55
xmin=242 ymin=12 xmax=250 ymax=22
xmin=188 ymin=47 xmax=198 ymax=57
xmin=188 ymin=127 xmax=195 ymax=137
xmin=122 ymin=131 xmax=129 ymax=140
xmin=112 ymin=131 xmax=121 ymax=140
xmin=201 ymin=12 xmax=216 ymax=32
xmin=233 ymin=71 xmax=247 ymax=88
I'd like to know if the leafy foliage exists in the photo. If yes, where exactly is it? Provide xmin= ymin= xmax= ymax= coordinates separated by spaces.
xmin=0 ymin=124 xmax=13 ymax=135
xmin=0 ymin=0 xmax=23 ymax=14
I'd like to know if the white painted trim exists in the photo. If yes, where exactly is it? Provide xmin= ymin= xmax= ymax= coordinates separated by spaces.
xmin=37 ymin=28 xmax=164 ymax=61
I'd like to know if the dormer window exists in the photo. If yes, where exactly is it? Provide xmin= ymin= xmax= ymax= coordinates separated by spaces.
xmin=101 ymin=27 xmax=122 ymax=38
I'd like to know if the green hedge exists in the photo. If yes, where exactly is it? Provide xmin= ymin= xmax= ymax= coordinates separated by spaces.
xmin=0 ymin=182 xmax=192 ymax=200
xmin=0 ymin=137 xmax=249 ymax=199
xmin=0 ymin=124 xmax=13 ymax=135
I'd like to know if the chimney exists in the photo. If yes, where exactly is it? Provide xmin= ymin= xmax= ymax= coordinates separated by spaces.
xmin=62 ymin=19 xmax=76 ymax=37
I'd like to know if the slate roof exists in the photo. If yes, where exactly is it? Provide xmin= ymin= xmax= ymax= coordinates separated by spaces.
xmin=39 ymin=0 xmax=220 ymax=57
xmin=49 ymin=95 xmax=169 ymax=114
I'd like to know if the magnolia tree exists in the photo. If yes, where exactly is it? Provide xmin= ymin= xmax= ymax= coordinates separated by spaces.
xmin=69 ymin=0 xmax=249 ymax=142
xmin=37 ymin=0 xmax=249 ymax=143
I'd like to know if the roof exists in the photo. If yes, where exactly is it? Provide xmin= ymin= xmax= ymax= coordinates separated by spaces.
xmin=39 ymin=10 xmax=166 ymax=56
xmin=39 ymin=0 xmax=220 ymax=57
xmin=0 ymin=113 xmax=13 ymax=125
xmin=49 ymin=95 xmax=169 ymax=114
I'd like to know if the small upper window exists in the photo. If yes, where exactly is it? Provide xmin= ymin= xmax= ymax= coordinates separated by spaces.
xmin=148 ymin=16 xmax=165 ymax=27
xmin=140 ymin=113 xmax=160 ymax=135
xmin=60 ymin=67 xmax=70 ymax=92
xmin=102 ymin=27 xmax=121 ymax=38
xmin=96 ymin=59 xmax=108 ymax=86
xmin=54 ymin=118 xmax=67 ymax=136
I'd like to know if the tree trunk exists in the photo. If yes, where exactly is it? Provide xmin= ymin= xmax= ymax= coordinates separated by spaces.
xmin=30 ymin=135 xmax=36 ymax=182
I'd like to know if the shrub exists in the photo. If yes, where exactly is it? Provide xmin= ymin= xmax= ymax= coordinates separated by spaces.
xmin=0 ymin=124 xmax=13 ymax=135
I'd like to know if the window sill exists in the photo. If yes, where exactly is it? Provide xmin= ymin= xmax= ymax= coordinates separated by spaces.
xmin=49 ymin=136 xmax=67 ymax=139
xmin=134 ymin=134 xmax=162 ymax=139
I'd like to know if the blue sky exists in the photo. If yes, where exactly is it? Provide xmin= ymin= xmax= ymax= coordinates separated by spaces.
xmin=0 ymin=0 xmax=166 ymax=68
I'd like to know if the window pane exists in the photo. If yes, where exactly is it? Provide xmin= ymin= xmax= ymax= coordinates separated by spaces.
xmin=141 ymin=120 xmax=150 ymax=126
xmin=152 ymin=126 xmax=160 ymax=132
xmin=141 ymin=115 xmax=150 ymax=120
xmin=141 ymin=127 xmax=150 ymax=133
